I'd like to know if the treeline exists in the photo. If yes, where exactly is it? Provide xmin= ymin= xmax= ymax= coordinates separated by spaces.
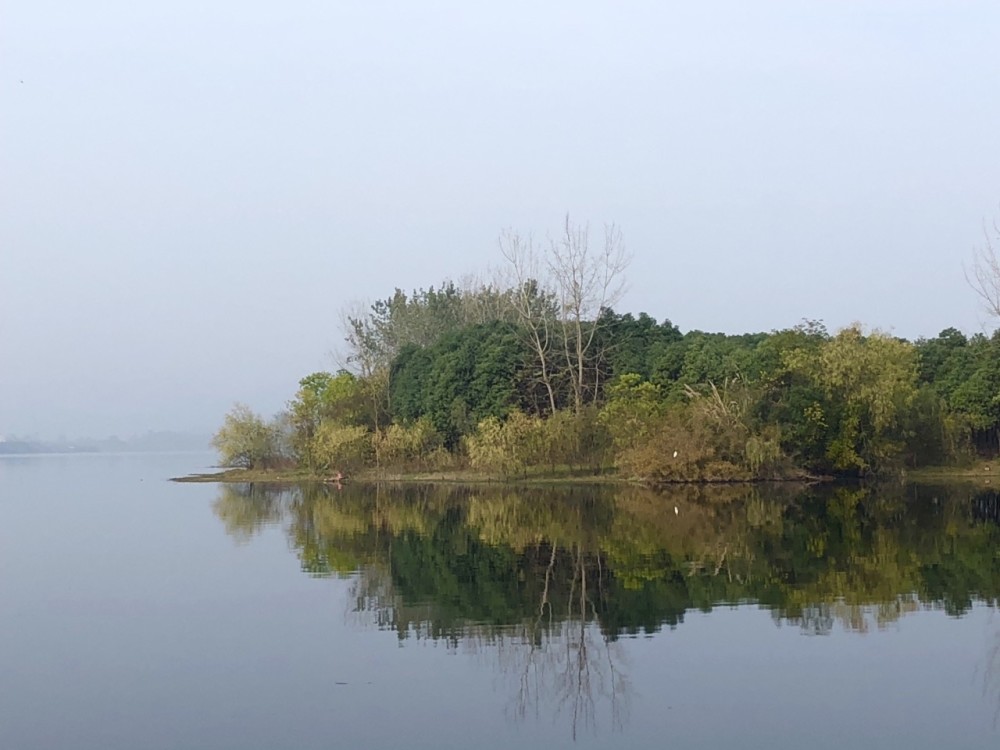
xmin=214 ymin=294 xmax=1000 ymax=481
xmin=212 ymin=223 xmax=1000 ymax=480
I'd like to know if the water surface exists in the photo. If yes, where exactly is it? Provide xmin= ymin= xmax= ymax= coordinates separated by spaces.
xmin=2 ymin=454 xmax=1000 ymax=748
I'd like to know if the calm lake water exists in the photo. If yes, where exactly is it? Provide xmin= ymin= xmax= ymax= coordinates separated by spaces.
xmin=3 ymin=453 xmax=1000 ymax=749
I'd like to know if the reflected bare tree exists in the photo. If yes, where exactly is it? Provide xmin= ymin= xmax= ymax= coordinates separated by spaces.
xmin=486 ymin=544 xmax=631 ymax=740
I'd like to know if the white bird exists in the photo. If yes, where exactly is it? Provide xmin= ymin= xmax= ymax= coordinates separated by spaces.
xmin=674 ymin=506 xmax=679 ymax=515
xmin=672 ymin=450 xmax=678 ymax=458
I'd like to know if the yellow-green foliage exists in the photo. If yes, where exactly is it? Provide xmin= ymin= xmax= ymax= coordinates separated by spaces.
xmin=464 ymin=407 xmax=611 ymax=476
xmin=466 ymin=410 xmax=546 ymax=477
xmin=212 ymin=403 xmax=281 ymax=469
xmin=537 ymin=409 xmax=578 ymax=469
xmin=465 ymin=415 xmax=508 ymax=474
xmin=310 ymin=422 xmax=371 ymax=473
xmin=599 ymin=374 xmax=666 ymax=452
xmin=288 ymin=371 xmax=367 ymax=469
xmin=616 ymin=407 xmax=748 ymax=482
xmin=537 ymin=406 xmax=612 ymax=470
xmin=374 ymin=418 xmax=445 ymax=470
xmin=745 ymin=431 xmax=785 ymax=475
xmin=613 ymin=379 xmax=792 ymax=483
xmin=784 ymin=325 xmax=918 ymax=473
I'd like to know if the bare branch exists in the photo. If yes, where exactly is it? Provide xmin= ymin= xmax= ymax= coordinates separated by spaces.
xmin=498 ymin=229 xmax=560 ymax=414
xmin=965 ymin=209 xmax=1000 ymax=324
xmin=546 ymin=215 xmax=632 ymax=412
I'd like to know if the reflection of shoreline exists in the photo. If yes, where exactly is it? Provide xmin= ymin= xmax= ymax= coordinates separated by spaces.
xmin=214 ymin=481 xmax=1000 ymax=636
xmin=784 ymin=598 xmax=923 ymax=635
xmin=213 ymin=481 xmax=1000 ymax=737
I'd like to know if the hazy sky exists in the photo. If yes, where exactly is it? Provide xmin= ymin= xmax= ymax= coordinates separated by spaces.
xmin=3 ymin=1 xmax=1000 ymax=438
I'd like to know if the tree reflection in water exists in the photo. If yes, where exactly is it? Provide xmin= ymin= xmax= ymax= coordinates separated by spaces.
xmin=214 ymin=480 xmax=1000 ymax=736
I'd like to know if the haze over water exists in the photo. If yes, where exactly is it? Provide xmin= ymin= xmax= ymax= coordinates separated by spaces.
xmin=3 ymin=452 xmax=1000 ymax=749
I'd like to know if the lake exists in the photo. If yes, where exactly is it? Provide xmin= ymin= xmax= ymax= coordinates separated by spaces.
xmin=2 ymin=452 xmax=1000 ymax=749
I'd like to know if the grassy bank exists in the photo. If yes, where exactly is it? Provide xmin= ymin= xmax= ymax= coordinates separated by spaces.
xmin=174 ymin=455 xmax=1000 ymax=486
xmin=171 ymin=463 xmax=825 ymax=486
xmin=172 ymin=465 xmax=629 ymax=486
xmin=173 ymin=468 xmax=317 ymax=484
xmin=903 ymin=459 xmax=1000 ymax=482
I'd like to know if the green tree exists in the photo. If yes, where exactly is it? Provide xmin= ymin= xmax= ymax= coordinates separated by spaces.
xmin=288 ymin=371 xmax=366 ymax=469
xmin=599 ymin=373 xmax=666 ymax=453
xmin=786 ymin=325 xmax=918 ymax=473
xmin=751 ymin=322 xmax=830 ymax=466
xmin=594 ymin=310 xmax=682 ymax=395
xmin=389 ymin=321 xmax=529 ymax=446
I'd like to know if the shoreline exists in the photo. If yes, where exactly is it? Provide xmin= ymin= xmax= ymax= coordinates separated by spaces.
xmin=902 ymin=460 xmax=1000 ymax=483
xmin=173 ymin=468 xmax=637 ymax=486
xmin=172 ymin=459 xmax=1000 ymax=487
xmin=170 ymin=466 xmax=827 ymax=487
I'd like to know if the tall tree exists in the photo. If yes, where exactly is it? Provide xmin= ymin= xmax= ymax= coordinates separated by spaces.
xmin=785 ymin=325 xmax=919 ymax=473
xmin=288 ymin=371 xmax=365 ymax=469
xmin=549 ymin=217 xmax=630 ymax=413
xmin=498 ymin=231 xmax=561 ymax=414
xmin=499 ymin=216 xmax=631 ymax=415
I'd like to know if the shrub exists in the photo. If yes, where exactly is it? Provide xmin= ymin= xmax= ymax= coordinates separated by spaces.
xmin=374 ymin=418 xmax=446 ymax=470
xmin=310 ymin=423 xmax=371 ymax=473
xmin=212 ymin=403 xmax=283 ymax=469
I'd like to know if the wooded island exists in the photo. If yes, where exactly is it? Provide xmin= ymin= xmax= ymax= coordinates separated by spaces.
xmin=210 ymin=221 xmax=1000 ymax=483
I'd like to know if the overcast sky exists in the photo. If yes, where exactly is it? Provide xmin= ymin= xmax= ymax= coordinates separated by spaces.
xmin=2 ymin=1 xmax=1000 ymax=438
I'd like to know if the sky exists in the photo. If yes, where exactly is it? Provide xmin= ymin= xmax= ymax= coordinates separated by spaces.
xmin=2 ymin=1 xmax=1000 ymax=438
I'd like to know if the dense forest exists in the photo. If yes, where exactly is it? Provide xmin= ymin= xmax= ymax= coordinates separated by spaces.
xmin=213 ymin=222 xmax=1000 ymax=481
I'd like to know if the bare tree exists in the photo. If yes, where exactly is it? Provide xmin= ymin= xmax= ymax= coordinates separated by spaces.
xmin=966 ymin=211 xmax=1000 ymax=323
xmin=498 ymin=216 xmax=631 ymax=415
xmin=549 ymin=217 xmax=630 ymax=413
xmin=498 ymin=230 xmax=561 ymax=414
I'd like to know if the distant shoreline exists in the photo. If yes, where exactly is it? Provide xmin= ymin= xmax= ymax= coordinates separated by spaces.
xmin=0 ymin=434 xmax=211 ymax=455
